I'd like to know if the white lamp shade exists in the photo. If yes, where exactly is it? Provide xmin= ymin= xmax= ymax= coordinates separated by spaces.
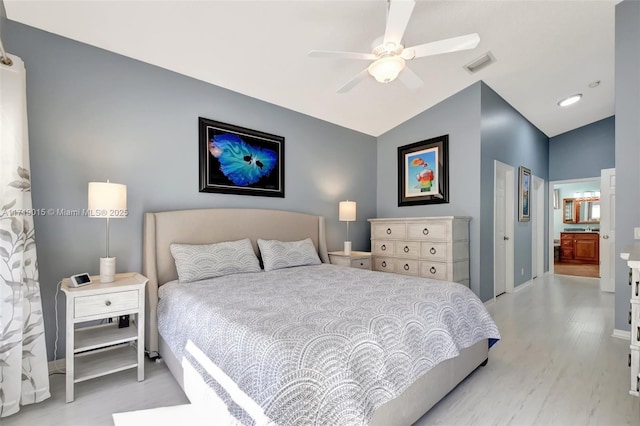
xmin=368 ymin=56 xmax=405 ymax=83
xmin=339 ymin=201 xmax=356 ymax=222
xmin=88 ymin=182 xmax=127 ymax=218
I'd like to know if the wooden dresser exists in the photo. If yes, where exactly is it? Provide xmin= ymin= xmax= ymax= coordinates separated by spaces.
xmin=368 ymin=217 xmax=470 ymax=286
xmin=621 ymin=243 xmax=640 ymax=396
xmin=559 ymin=232 xmax=599 ymax=264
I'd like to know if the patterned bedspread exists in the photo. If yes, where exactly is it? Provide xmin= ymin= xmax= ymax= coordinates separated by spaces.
xmin=157 ymin=264 xmax=500 ymax=425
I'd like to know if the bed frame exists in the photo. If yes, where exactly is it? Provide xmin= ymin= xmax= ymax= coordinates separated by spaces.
xmin=142 ymin=208 xmax=488 ymax=425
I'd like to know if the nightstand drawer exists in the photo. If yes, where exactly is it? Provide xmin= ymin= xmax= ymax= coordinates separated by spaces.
xmin=350 ymin=257 xmax=371 ymax=270
xmin=74 ymin=290 xmax=139 ymax=319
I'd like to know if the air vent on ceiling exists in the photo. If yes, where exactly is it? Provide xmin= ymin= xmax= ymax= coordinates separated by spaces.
xmin=464 ymin=51 xmax=496 ymax=74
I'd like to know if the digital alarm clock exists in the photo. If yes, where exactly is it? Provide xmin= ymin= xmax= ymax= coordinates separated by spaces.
xmin=69 ymin=273 xmax=92 ymax=287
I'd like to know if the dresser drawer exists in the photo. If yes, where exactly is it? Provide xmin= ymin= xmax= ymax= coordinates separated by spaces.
xmin=420 ymin=242 xmax=448 ymax=261
xmin=373 ymin=240 xmax=395 ymax=256
xmin=74 ymin=290 xmax=139 ymax=319
xmin=420 ymin=261 xmax=448 ymax=280
xmin=350 ymin=257 xmax=371 ymax=270
xmin=407 ymin=221 xmax=448 ymax=241
xmin=395 ymin=259 xmax=419 ymax=276
xmin=374 ymin=257 xmax=395 ymax=273
xmin=372 ymin=223 xmax=406 ymax=240
xmin=395 ymin=241 xmax=420 ymax=258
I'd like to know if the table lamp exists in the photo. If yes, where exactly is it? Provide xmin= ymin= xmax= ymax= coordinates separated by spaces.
xmin=339 ymin=200 xmax=356 ymax=255
xmin=88 ymin=181 xmax=127 ymax=283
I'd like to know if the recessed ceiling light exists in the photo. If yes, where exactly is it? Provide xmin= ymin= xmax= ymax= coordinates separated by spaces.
xmin=558 ymin=94 xmax=582 ymax=107
xmin=588 ymin=80 xmax=601 ymax=88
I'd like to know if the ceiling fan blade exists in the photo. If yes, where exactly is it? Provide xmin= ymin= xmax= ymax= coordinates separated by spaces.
xmin=398 ymin=66 xmax=424 ymax=89
xmin=403 ymin=33 xmax=480 ymax=59
xmin=383 ymin=0 xmax=416 ymax=47
xmin=308 ymin=50 xmax=376 ymax=61
xmin=337 ymin=68 xmax=370 ymax=94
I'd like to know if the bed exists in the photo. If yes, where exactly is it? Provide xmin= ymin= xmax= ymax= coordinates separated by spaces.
xmin=142 ymin=208 xmax=499 ymax=425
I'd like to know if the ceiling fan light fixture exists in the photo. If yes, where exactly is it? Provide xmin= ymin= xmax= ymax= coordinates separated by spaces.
xmin=368 ymin=56 xmax=405 ymax=83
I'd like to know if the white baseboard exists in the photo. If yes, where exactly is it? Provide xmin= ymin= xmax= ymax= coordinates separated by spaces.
xmin=612 ymin=329 xmax=631 ymax=340
xmin=48 ymin=358 xmax=65 ymax=374
xmin=513 ymin=279 xmax=533 ymax=293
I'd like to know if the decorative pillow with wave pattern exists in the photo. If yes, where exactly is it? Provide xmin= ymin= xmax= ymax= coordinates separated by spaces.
xmin=257 ymin=238 xmax=322 ymax=272
xmin=170 ymin=238 xmax=261 ymax=283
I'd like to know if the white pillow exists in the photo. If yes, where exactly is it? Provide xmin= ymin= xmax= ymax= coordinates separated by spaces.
xmin=170 ymin=238 xmax=261 ymax=283
xmin=257 ymin=238 xmax=322 ymax=272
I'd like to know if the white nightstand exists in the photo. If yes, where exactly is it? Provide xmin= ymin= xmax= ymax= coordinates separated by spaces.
xmin=61 ymin=272 xmax=147 ymax=403
xmin=328 ymin=251 xmax=372 ymax=270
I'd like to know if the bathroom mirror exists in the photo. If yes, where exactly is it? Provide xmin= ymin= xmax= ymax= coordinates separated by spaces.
xmin=562 ymin=197 xmax=600 ymax=224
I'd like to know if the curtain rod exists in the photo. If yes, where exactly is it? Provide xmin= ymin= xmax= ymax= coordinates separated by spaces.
xmin=0 ymin=36 xmax=13 ymax=66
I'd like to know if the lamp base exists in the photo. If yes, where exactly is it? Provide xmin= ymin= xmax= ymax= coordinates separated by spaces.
xmin=100 ymin=257 xmax=116 ymax=283
xmin=343 ymin=241 xmax=352 ymax=256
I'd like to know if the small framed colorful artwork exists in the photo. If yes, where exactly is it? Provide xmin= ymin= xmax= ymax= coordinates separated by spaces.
xmin=397 ymin=135 xmax=449 ymax=206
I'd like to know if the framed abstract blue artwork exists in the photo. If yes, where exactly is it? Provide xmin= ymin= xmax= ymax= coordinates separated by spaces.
xmin=397 ymin=135 xmax=449 ymax=206
xmin=518 ymin=166 xmax=531 ymax=221
xmin=199 ymin=117 xmax=285 ymax=197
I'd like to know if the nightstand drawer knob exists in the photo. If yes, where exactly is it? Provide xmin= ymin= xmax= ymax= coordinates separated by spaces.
xmin=105 ymin=300 xmax=112 ymax=307
xmin=430 ymin=247 xmax=436 ymax=255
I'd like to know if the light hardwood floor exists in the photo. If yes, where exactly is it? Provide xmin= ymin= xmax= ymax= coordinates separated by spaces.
xmin=4 ymin=273 xmax=640 ymax=426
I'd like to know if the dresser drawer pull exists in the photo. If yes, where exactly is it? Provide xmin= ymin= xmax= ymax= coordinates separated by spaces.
xmin=381 ymin=244 xmax=387 ymax=251
xmin=404 ymin=246 xmax=410 ymax=253
xmin=386 ymin=228 xmax=392 ymax=235
xmin=430 ymin=266 xmax=437 ymax=274
xmin=637 ymin=376 xmax=639 ymax=392
xmin=404 ymin=264 xmax=410 ymax=271
xmin=630 ymin=353 xmax=632 ymax=368
xmin=637 ymin=326 xmax=639 ymax=342
xmin=636 ymin=282 xmax=639 ymax=297
xmin=630 ymin=269 xmax=633 ymax=285
xmin=105 ymin=300 xmax=112 ymax=307
xmin=381 ymin=261 xmax=387 ymax=268
xmin=630 ymin=310 xmax=633 ymax=325
xmin=430 ymin=247 xmax=436 ymax=255
xmin=422 ymin=228 xmax=429 ymax=235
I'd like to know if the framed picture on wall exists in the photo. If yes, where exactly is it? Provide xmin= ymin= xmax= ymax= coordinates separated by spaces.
xmin=397 ymin=135 xmax=449 ymax=206
xmin=199 ymin=117 xmax=285 ymax=197
xmin=518 ymin=166 xmax=531 ymax=221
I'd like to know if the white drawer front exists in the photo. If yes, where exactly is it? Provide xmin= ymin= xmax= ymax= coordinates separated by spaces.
xmin=374 ymin=257 xmax=395 ymax=273
xmin=373 ymin=240 xmax=395 ymax=256
xmin=420 ymin=242 xmax=448 ymax=261
xmin=395 ymin=241 xmax=420 ymax=258
xmin=329 ymin=256 xmax=351 ymax=267
xmin=372 ymin=223 xmax=406 ymax=240
xmin=407 ymin=221 xmax=448 ymax=241
xmin=74 ymin=290 xmax=139 ymax=319
xmin=420 ymin=261 xmax=448 ymax=281
xmin=396 ymin=259 xmax=419 ymax=276
xmin=631 ymin=347 xmax=640 ymax=393
xmin=350 ymin=257 xmax=371 ymax=270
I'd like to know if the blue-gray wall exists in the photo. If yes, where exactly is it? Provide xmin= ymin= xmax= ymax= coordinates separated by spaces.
xmin=3 ymin=20 xmax=377 ymax=360
xmin=480 ymin=82 xmax=550 ymax=301
xmin=376 ymin=83 xmax=482 ymax=296
xmin=614 ymin=0 xmax=640 ymax=332
xmin=549 ymin=116 xmax=615 ymax=181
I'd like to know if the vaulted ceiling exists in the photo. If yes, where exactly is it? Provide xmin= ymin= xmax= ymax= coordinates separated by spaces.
xmin=4 ymin=0 xmax=617 ymax=137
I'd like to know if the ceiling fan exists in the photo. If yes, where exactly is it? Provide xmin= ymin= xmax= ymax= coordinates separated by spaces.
xmin=308 ymin=0 xmax=480 ymax=93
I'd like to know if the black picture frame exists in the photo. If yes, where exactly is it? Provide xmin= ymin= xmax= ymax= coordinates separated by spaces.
xmin=398 ymin=135 xmax=449 ymax=206
xmin=199 ymin=117 xmax=285 ymax=197
xmin=518 ymin=166 xmax=531 ymax=222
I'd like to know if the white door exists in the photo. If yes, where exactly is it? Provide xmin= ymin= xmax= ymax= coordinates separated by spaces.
xmin=600 ymin=168 xmax=615 ymax=292
xmin=532 ymin=176 xmax=545 ymax=279
xmin=494 ymin=161 xmax=515 ymax=297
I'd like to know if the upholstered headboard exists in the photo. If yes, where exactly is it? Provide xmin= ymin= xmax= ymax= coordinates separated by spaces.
xmin=142 ymin=208 xmax=329 ymax=355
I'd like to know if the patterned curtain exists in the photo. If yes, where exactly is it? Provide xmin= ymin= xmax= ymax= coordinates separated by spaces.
xmin=0 ymin=54 xmax=50 ymax=416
